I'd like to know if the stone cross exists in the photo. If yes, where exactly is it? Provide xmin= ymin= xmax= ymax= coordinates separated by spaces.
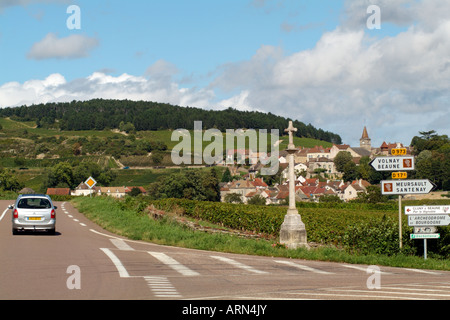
xmin=280 ymin=121 xmax=309 ymax=250
xmin=285 ymin=121 xmax=297 ymax=150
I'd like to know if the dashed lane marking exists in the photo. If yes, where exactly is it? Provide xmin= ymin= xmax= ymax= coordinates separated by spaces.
xmin=144 ymin=276 xmax=182 ymax=298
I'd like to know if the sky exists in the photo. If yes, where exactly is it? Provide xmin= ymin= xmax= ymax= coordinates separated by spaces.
xmin=0 ymin=0 xmax=449 ymax=147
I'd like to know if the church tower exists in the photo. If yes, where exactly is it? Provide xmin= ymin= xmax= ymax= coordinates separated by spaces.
xmin=360 ymin=126 xmax=372 ymax=151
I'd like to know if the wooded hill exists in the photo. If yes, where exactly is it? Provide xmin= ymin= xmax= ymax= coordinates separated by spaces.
xmin=0 ymin=99 xmax=342 ymax=144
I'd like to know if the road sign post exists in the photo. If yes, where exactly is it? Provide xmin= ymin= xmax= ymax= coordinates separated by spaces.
xmin=406 ymin=205 xmax=448 ymax=260
xmin=85 ymin=176 xmax=97 ymax=198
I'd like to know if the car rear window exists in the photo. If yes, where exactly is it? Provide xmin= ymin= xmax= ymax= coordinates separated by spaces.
xmin=18 ymin=198 xmax=52 ymax=209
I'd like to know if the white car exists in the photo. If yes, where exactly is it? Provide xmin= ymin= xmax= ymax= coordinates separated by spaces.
xmin=9 ymin=194 xmax=57 ymax=235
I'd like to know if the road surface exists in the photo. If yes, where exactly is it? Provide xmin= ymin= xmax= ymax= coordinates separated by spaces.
xmin=0 ymin=200 xmax=449 ymax=300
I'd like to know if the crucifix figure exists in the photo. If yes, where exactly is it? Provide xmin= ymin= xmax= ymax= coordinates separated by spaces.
xmin=280 ymin=121 xmax=309 ymax=249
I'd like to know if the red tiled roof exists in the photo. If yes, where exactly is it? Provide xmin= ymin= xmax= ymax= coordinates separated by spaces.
xmin=46 ymin=188 xmax=71 ymax=196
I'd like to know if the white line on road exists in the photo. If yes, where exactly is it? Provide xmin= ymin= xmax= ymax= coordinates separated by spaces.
xmin=341 ymin=264 xmax=391 ymax=275
xmin=144 ymin=276 xmax=182 ymax=298
xmin=405 ymin=268 xmax=441 ymax=275
xmin=148 ymin=252 xmax=200 ymax=277
xmin=100 ymin=248 xmax=130 ymax=278
xmin=275 ymin=260 xmax=334 ymax=275
xmin=0 ymin=208 xmax=8 ymax=222
xmin=211 ymin=256 xmax=268 ymax=275
xmin=110 ymin=238 xmax=135 ymax=251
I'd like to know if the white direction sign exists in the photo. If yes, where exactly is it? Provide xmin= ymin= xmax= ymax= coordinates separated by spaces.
xmin=414 ymin=227 xmax=438 ymax=234
xmin=381 ymin=179 xmax=435 ymax=195
xmin=408 ymin=215 xmax=450 ymax=227
xmin=405 ymin=206 xmax=450 ymax=215
xmin=370 ymin=156 xmax=415 ymax=171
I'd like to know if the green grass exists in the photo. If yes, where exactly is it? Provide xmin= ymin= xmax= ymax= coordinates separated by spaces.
xmin=71 ymin=196 xmax=450 ymax=271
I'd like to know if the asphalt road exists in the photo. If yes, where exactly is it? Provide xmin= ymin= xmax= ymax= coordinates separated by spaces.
xmin=0 ymin=199 xmax=449 ymax=301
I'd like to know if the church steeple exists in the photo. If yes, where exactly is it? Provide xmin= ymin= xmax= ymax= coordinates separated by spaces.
xmin=360 ymin=126 xmax=371 ymax=151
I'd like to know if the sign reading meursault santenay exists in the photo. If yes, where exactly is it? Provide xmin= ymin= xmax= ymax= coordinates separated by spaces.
xmin=382 ymin=179 xmax=435 ymax=195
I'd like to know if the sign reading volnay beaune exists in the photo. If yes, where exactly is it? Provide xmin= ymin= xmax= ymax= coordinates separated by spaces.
xmin=370 ymin=156 xmax=415 ymax=171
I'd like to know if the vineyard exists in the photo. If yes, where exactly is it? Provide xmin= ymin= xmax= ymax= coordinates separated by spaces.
xmin=148 ymin=198 xmax=450 ymax=258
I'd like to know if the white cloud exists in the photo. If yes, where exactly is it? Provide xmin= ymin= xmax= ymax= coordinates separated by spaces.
xmin=27 ymin=33 xmax=99 ymax=60
xmin=2 ymin=0 xmax=449 ymax=147
xmin=0 ymin=0 xmax=70 ymax=11
xmin=210 ymin=2 xmax=450 ymax=146
xmin=0 ymin=68 xmax=215 ymax=110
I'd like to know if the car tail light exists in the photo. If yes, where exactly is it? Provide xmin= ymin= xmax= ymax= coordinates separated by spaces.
xmin=51 ymin=209 xmax=55 ymax=219
xmin=13 ymin=209 xmax=18 ymax=219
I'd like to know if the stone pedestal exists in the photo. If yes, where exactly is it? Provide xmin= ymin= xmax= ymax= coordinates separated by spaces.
xmin=280 ymin=209 xmax=309 ymax=249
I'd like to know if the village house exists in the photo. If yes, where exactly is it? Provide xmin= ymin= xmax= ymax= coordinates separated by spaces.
xmin=340 ymin=179 xmax=371 ymax=201
xmin=307 ymin=157 xmax=338 ymax=178
xmin=71 ymin=182 xmax=99 ymax=196
xmin=329 ymin=144 xmax=351 ymax=159
xmin=220 ymin=178 xmax=268 ymax=203
xmin=280 ymin=162 xmax=308 ymax=180
xmin=46 ymin=188 xmax=71 ymax=196
xmin=306 ymin=145 xmax=331 ymax=160
xmin=98 ymin=187 xmax=127 ymax=198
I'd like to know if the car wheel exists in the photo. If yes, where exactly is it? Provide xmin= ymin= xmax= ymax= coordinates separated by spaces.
xmin=48 ymin=228 xmax=56 ymax=235
xmin=12 ymin=228 xmax=18 ymax=235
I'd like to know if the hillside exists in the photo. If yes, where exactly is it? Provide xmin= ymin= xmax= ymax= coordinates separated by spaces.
xmin=0 ymin=99 xmax=342 ymax=144
xmin=0 ymin=116 xmax=334 ymax=193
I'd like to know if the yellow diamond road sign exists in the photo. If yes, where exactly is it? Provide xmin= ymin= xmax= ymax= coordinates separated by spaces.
xmin=85 ymin=177 xmax=97 ymax=189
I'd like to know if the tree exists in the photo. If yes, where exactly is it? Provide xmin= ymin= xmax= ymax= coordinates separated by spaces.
xmin=51 ymin=162 xmax=74 ymax=188
xmin=412 ymin=131 xmax=450 ymax=190
xmin=224 ymin=193 xmax=243 ymax=204
xmin=357 ymin=156 xmax=372 ymax=181
xmin=221 ymin=168 xmax=232 ymax=183
xmin=0 ymin=169 xmax=23 ymax=192
xmin=334 ymin=151 xmax=353 ymax=173
xmin=151 ymin=151 xmax=165 ymax=166
xmin=148 ymin=169 xmax=220 ymax=202
xmin=342 ymin=161 xmax=358 ymax=182
xmin=129 ymin=187 xmax=142 ymax=197
xmin=353 ymin=185 xmax=389 ymax=203
xmin=247 ymin=194 xmax=266 ymax=205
